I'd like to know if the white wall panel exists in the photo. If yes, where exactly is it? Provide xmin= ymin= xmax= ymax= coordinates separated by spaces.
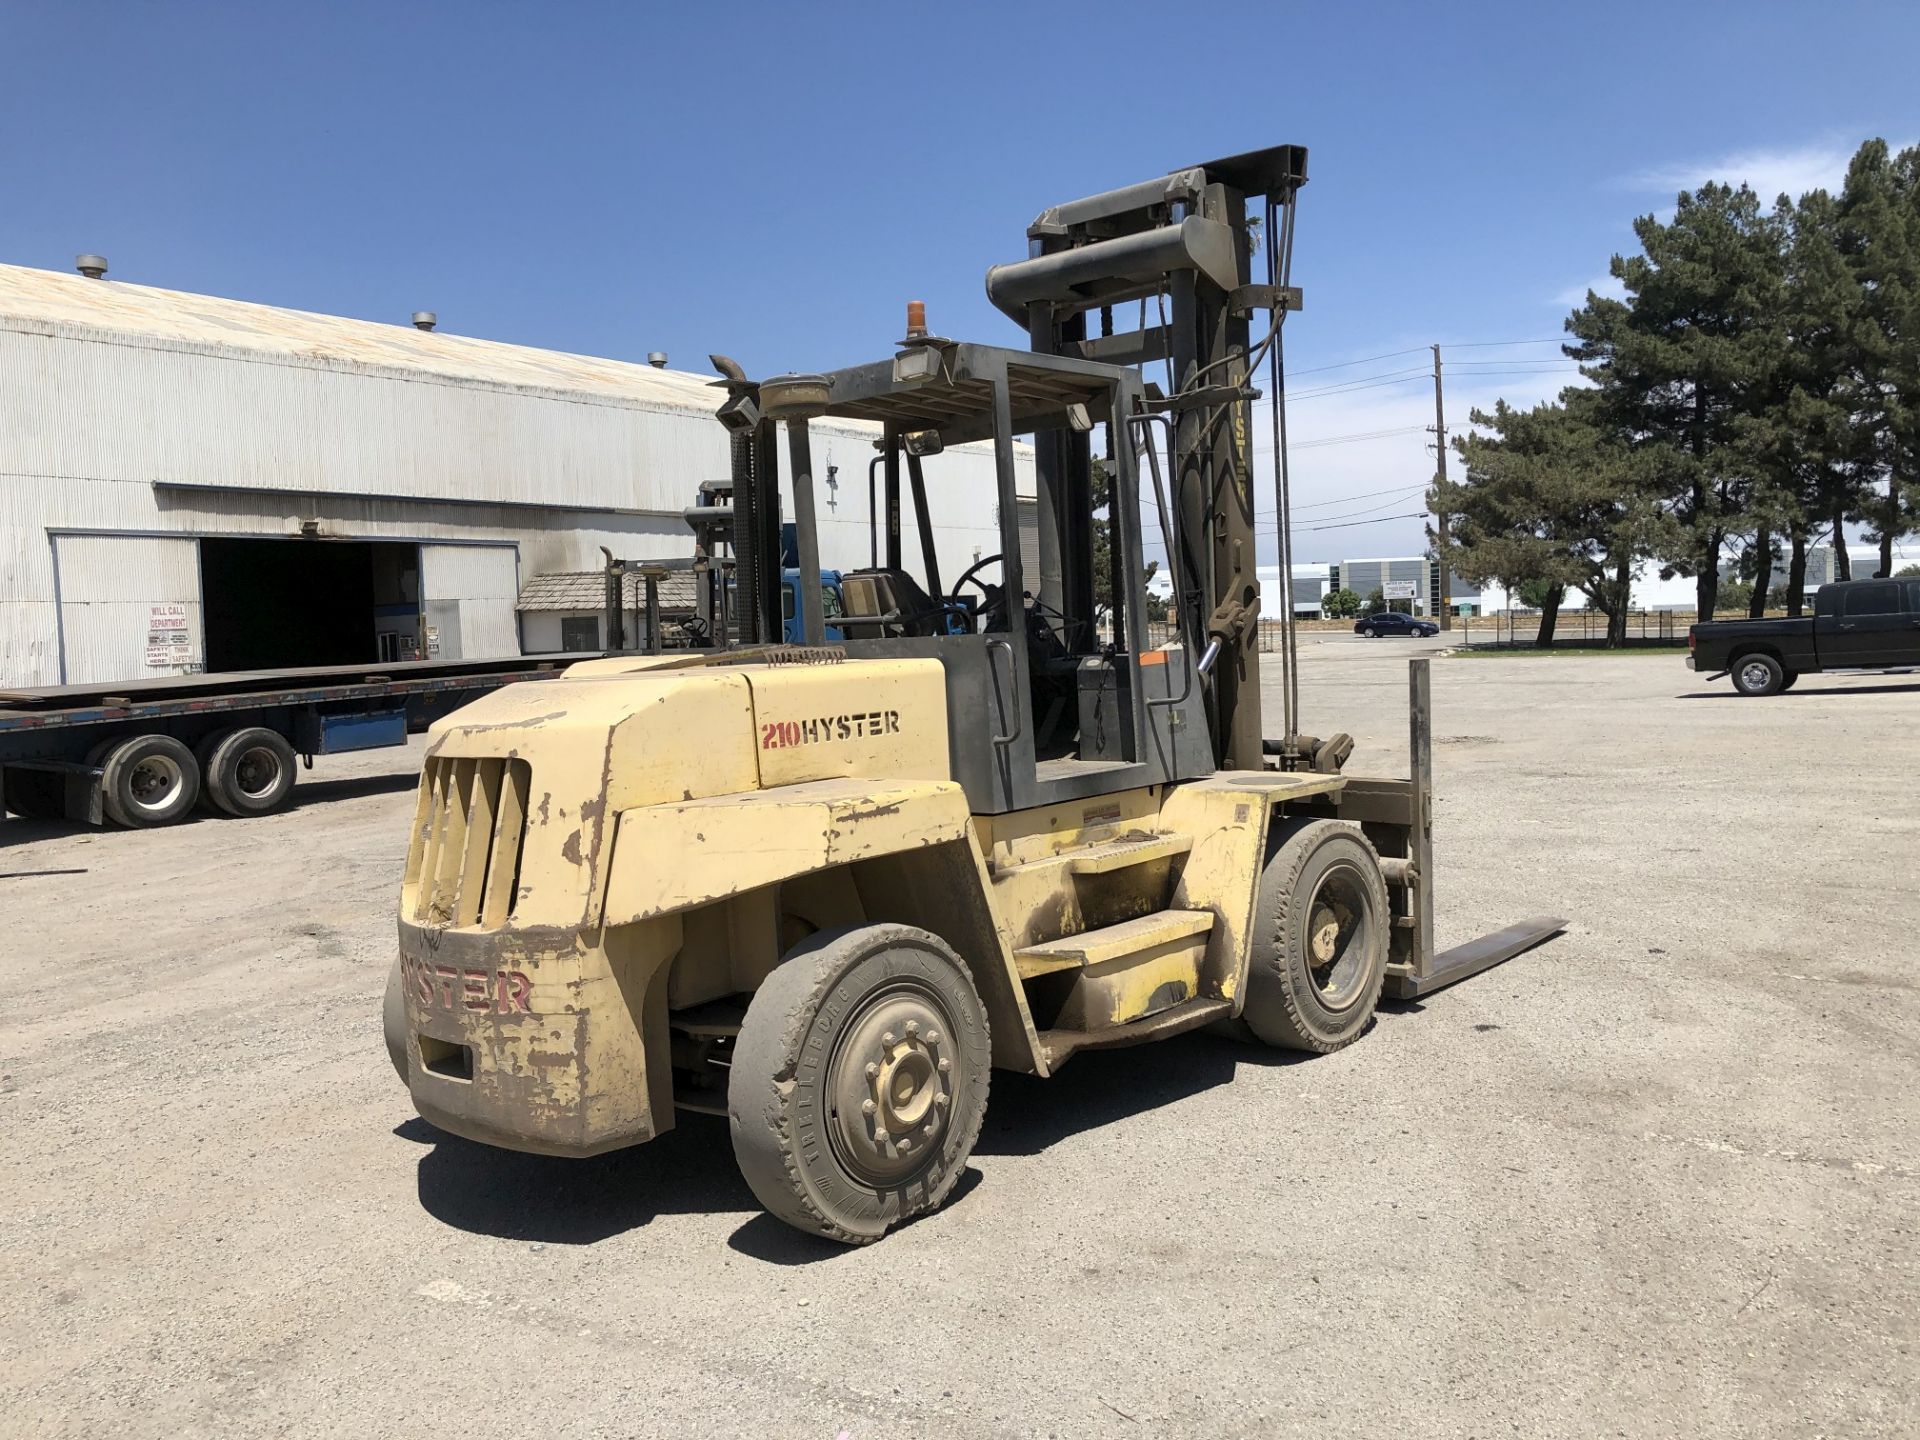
xmin=53 ymin=534 xmax=202 ymax=684
xmin=420 ymin=544 xmax=521 ymax=660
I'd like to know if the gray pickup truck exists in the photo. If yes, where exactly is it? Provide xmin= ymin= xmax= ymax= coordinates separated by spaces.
xmin=1688 ymin=577 xmax=1920 ymax=695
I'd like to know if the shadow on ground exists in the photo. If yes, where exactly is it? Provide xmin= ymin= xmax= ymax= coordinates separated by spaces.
xmin=0 ymin=769 xmax=416 ymax=846
xmin=974 ymin=1031 xmax=1315 ymax=1158
xmin=1677 ymin=679 xmax=1920 ymax=700
xmin=403 ymin=1031 xmax=1314 ymax=1258
xmin=292 ymin=771 xmax=421 ymax=805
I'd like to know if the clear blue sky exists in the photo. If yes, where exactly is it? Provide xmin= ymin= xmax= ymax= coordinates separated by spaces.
xmin=4 ymin=1 xmax=1917 ymax=556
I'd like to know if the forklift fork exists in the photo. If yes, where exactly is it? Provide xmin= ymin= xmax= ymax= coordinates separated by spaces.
xmin=1381 ymin=657 xmax=1564 ymax=1000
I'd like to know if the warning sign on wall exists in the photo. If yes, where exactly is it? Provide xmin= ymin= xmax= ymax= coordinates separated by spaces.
xmin=145 ymin=603 xmax=193 ymax=668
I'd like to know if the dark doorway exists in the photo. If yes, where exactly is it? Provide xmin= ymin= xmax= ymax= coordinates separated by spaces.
xmin=199 ymin=538 xmax=420 ymax=673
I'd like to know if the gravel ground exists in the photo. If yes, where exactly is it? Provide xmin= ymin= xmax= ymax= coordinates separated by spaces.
xmin=2 ymin=637 xmax=1915 ymax=1439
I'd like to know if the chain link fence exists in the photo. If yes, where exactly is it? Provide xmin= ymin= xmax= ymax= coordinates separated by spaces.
xmin=1131 ymin=610 xmax=1704 ymax=650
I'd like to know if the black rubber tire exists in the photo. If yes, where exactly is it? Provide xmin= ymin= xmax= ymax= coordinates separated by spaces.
xmin=1731 ymin=652 xmax=1785 ymax=697
xmin=2 ymin=767 xmax=64 ymax=820
xmin=383 ymin=957 xmax=410 ymax=1084
xmin=1240 ymin=819 xmax=1389 ymax=1053
xmin=99 ymin=734 xmax=200 ymax=827
xmin=1779 ymin=671 xmax=1800 ymax=693
xmin=204 ymin=726 xmax=297 ymax=816
xmin=1361 ymin=626 xmax=1377 ymax=638
xmin=729 ymin=924 xmax=990 ymax=1245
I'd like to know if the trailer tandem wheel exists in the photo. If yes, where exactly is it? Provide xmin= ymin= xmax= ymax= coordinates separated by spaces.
xmin=729 ymin=924 xmax=990 ymax=1245
xmin=99 ymin=734 xmax=201 ymax=828
xmin=203 ymin=727 xmax=297 ymax=816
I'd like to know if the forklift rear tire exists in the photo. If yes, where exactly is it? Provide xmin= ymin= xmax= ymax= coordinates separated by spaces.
xmin=1239 ymin=819 xmax=1389 ymax=1053
xmin=99 ymin=734 xmax=200 ymax=827
xmin=729 ymin=924 xmax=990 ymax=1245
xmin=1731 ymin=653 xmax=1784 ymax=697
xmin=383 ymin=957 xmax=411 ymax=1084
xmin=204 ymin=727 xmax=297 ymax=816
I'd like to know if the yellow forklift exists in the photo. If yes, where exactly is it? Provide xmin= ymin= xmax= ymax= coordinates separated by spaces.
xmin=383 ymin=145 xmax=1560 ymax=1243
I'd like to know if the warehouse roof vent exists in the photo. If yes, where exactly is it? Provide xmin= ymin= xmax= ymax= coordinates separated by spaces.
xmin=75 ymin=254 xmax=108 ymax=279
xmin=647 ymin=351 xmax=668 ymax=368
xmin=411 ymin=311 xmax=437 ymax=332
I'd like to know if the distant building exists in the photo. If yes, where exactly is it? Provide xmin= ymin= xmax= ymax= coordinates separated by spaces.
xmin=1326 ymin=558 xmax=1480 ymax=617
xmin=516 ymin=570 xmax=702 ymax=652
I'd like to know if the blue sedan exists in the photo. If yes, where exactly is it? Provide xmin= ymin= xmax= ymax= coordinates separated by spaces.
xmin=1355 ymin=611 xmax=1438 ymax=638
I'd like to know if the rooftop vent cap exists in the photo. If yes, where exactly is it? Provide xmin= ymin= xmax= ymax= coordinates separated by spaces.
xmin=75 ymin=254 xmax=108 ymax=279
xmin=647 ymin=351 xmax=668 ymax=368
xmin=411 ymin=311 xmax=437 ymax=331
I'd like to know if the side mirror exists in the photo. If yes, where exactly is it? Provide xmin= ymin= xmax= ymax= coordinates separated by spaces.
xmin=904 ymin=429 xmax=945 ymax=458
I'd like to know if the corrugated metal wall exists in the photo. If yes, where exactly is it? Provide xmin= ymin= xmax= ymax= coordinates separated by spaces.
xmin=52 ymin=534 xmax=203 ymax=684
xmin=0 ymin=274 xmax=1037 ymax=689
xmin=420 ymin=544 xmax=521 ymax=660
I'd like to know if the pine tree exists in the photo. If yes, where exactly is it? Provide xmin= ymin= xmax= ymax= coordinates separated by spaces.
xmin=1566 ymin=184 xmax=1786 ymax=621
xmin=1439 ymin=394 xmax=1671 ymax=647
xmin=1836 ymin=141 xmax=1920 ymax=576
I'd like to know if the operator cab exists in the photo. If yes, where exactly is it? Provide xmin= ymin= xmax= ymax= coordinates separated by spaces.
xmin=722 ymin=339 xmax=1213 ymax=814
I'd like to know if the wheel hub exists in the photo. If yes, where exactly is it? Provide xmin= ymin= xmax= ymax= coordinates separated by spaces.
xmin=129 ymin=756 xmax=183 ymax=813
xmin=1303 ymin=864 xmax=1371 ymax=1010
xmin=829 ymin=989 xmax=953 ymax=1186
xmin=1309 ymin=904 xmax=1342 ymax=965
xmin=235 ymin=747 xmax=277 ymax=797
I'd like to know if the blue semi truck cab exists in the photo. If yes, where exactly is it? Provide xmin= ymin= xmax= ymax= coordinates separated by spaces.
xmin=781 ymin=568 xmax=845 ymax=643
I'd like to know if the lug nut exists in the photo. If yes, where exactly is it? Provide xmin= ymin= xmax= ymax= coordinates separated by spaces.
xmin=905 ymin=1020 xmax=919 ymax=1036
xmin=924 ymin=1029 xmax=941 ymax=1046
xmin=881 ymin=1031 xmax=895 ymax=1047
xmin=937 ymin=1058 xmax=951 ymax=1073
xmin=922 ymin=1122 xmax=936 ymax=1136
xmin=934 ymin=1093 xmax=949 ymax=1109
xmin=865 ymin=1062 xmax=880 ymax=1079
xmin=861 ymin=1099 xmax=876 ymax=1116
xmin=898 ymin=1138 xmax=913 ymax=1153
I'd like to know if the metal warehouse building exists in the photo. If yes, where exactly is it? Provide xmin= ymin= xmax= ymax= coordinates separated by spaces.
xmin=0 ymin=263 xmax=1027 ymax=689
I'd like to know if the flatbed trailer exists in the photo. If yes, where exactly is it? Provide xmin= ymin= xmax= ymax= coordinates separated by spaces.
xmin=0 ymin=654 xmax=569 ymax=826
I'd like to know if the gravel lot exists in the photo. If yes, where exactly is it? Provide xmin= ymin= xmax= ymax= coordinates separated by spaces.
xmin=3 ymin=637 xmax=1915 ymax=1439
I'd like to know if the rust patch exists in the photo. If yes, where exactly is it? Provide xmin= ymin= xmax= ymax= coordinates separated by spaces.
xmin=537 ymin=791 xmax=552 ymax=825
xmin=561 ymin=829 xmax=584 ymax=865
xmin=840 ymin=801 xmax=904 ymax=823
xmin=454 ymin=710 xmax=570 ymax=735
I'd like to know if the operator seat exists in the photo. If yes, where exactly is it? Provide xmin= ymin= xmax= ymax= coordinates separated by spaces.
xmin=837 ymin=567 xmax=965 ymax=639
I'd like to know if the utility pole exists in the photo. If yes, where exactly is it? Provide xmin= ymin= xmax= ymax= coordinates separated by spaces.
xmin=1429 ymin=343 xmax=1453 ymax=632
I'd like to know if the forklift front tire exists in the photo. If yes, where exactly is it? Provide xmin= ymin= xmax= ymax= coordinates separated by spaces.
xmin=729 ymin=924 xmax=990 ymax=1245
xmin=1240 ymin=819 xmax=1389 ymax=1053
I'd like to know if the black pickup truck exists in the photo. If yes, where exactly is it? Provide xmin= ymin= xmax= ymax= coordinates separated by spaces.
xmin=1689 ymin=577 xmax=1920 ymax=695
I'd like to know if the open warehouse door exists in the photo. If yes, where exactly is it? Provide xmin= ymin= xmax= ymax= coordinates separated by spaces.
xmin=199 ymin=537 xmax=421 ymax=673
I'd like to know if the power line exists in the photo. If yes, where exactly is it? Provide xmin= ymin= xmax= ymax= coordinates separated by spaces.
xmin=1297 ymin=510 xmax=1430 ymax=534
xmin=1288 ymin=424 xmax=1428 ymax=450
xmin=1447 ymin=338 xmax=1570 ymax=348
xmin=1285 ymin=346 xmax=1430 ymax=378
xmin=1290 ymin=373 xmax=1433 ymax=402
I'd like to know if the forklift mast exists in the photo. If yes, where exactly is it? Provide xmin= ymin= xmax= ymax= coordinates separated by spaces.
xmin=986 ymin=144 xmax=1309 ymax=769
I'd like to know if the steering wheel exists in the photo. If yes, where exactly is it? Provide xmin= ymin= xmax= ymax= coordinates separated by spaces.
xmin=949 ymin=553 xmax=1008 ymax=629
